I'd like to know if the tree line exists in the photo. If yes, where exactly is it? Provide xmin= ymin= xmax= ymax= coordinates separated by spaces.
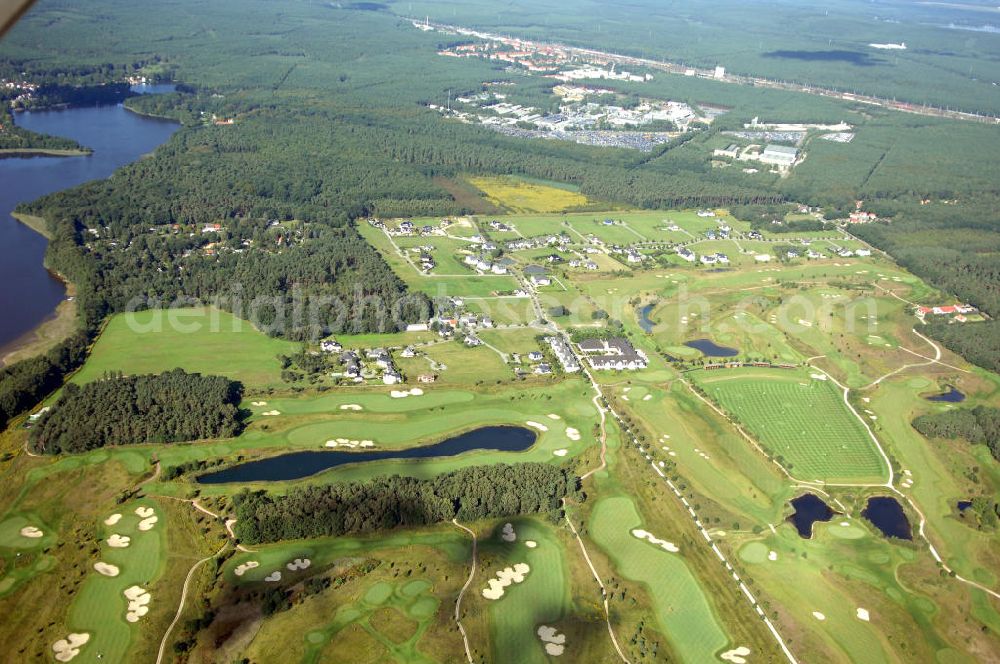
xmin=232 ymin=463 xmax=581 ymax=544
xmin=29 ymin=369 xmax=243 ymax=454
xmin=912 ymin=405 xmax=1000 ymax=462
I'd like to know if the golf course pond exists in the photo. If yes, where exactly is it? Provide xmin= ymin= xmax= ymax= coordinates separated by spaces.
xmin=637 ymin=303 xmax=656 ymax=333
xmin=862 ymin=496 xmax=912 ymax=540
xmin=684 ymin=338 xmax=739 ymax=357
xmin=197 ymin=425 xmax=537 ymax=483
xmin=788 ymin=493 xmax=835 ymax=538
xmin=924 ymin=386 xmax=965 ymax=402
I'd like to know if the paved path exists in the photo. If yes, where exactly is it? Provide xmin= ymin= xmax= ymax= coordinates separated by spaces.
xmin=451 ymin=519 xmax=478 ymax=664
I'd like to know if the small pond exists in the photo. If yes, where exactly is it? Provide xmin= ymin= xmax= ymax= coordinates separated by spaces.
xmin=637 ymin=303 xmax=656 ymax=333
xmin=862 ymin=496 xmax=912 ymax=540
xmin=685 ymin=338 xmax=739 ymax=357
xmin=788 ymin=493 xmax=835 ymax=538
xmin=957 ymin=500 xmax=973 ymax=511
xmin=197 ymin=425 xmax=537 ymax=484
xmin=925 ymin=386 xmax=965 ymax=403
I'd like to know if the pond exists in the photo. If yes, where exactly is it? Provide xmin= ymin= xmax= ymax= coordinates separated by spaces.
xmin=862 ymin=496 xmax=912 ymax=540
xmin=925 ymin=386 xmax=965 ymax=403
xmin=637 ymin=303 xmax=656 ymax=333
xmin=788 ymin=493 xmax=835 ymax=538
xmin=197 ymin=425 xmax=537 ymax=484
xmin=0 ymin=85 xmax=178 ymax=357
xmin=685 ymin=338 xmax=739 ymax=357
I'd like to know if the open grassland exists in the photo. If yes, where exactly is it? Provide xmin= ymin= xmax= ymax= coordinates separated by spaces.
xmin=73 ymin=308 xmax=299 ymax=389
xmin=589 ymin=495 xmax=731 ymax=661
xmin=468 ymin=176 xmax=596 ymax=214
xmin=693 ymin=368 xmax=888 ymax=483
xmin=235 ymin=534 xmax=467 ymax=664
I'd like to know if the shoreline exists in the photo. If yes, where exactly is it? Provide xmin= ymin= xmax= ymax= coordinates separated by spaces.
xmin=0 ymin=213 xmax=77 ymax=367
xmin=0 ymin=147 xmax=92 ymax=159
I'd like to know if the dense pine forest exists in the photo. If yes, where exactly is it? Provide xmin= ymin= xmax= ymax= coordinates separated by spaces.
xmin=232 ymin=463 xmax=580 ymax=544
xmin=29 ymin=369 xmax=243 ymax=454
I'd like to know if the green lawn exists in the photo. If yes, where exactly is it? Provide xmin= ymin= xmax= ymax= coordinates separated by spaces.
xmin=589 ymin=496 xmax=732 ymax=661
xmin=693 ymin=368 xmax=889 ymax=483
xmin=74 ymin=308 xmax=299 ymax=389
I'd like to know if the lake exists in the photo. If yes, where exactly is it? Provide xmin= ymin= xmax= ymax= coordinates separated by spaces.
xmin=0 ymin=86 xmax=178 ymax=358
xmin=197 ymin=425 xmax=537 ymax=483
xmin=685 ymin=338 xmax=739 ymax=357
xmin=862 ymin=496 xmax=912 ymax=540
xmin=788 ymin=493 xmax=835 ymax=538
xmin=925 ymin=386 xmax=965 ymax=403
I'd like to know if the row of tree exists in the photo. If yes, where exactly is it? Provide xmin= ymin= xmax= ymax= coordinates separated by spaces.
xmin=30 ymin=369 xmax=243 ymax=454
xmin=232 ymin=463 xmax=580 ymax=544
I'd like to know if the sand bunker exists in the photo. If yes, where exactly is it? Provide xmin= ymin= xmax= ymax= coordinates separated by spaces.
xmin=104 ymin=513 xmax=122 ymax=526
xmin=720 ymin=646 xmax=751 ymax=663
xmin=643 ymin=394 xmax=652 ymax=401
xmin=525 ymin=540 xmax=537 ymax=548
xmin=631 ymin=529 xmax=679 ymax=553
xmin=137 ymin=516 xmax=158 ymax=531
xmin=501 ymin=523 xmax=516 ymax=542
xmin=264 ymin=571 xmax=282 ymax=582
xmin=798 ymin=319 xmax=813 ymax=327
xmin=261 ymin=410 xmax=281 ymax=416
xmin=481 ymin=563 xmax=530 ymax=600
xmin=251 ymin=401 xmax=267 ymax=406
xmin=537 ymin=625 xmax=566 ymax=656
xmin=767 ymin=551 xmax=778 ymax=561
xmin=526 ymin=421 xmax=548 ymax=432
xmin=565 ymin=427 xmax=580 ymax=441
xmin=810 ymin=373 xmax=827 ymax=381
xmin=234 ymin=561 xmax=259 ymax=577
xmin=52 ymin=633 xmax=90 ymax=662
xmin=286 ymin=558 xmax=311 ymax=571
xmin=94 ymin=562 xmax=120 ymax=577
xmin=325 ymin=438 xmax=375 ymax=449
xmin=547 ymin=413 xmax=561 ymax=420
xmin=124 ymin=585 xmax=152 ymax=622
xmin=390 ymin=388 xmax=424 ymax=398
xmin=339 ymin=404 xmax=363 ymax=411
xmin=20 ymin=526 xmax=43 ymax=539
xmin=107 ymin=534 xmax=131 ymax=548
xmin=552 ymin=449 xmax=568 ymax=457
xmin=812 ymin=611 xmax=826 ymax=621
xmin=857 ymin=607 xmax=870 ymax=622
xmin=134 ymin=506 xmax=154 ymax=518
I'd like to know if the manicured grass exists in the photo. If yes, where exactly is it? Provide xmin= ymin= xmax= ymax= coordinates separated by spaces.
xmin=475 ymin=518 xmax=570 ymax=664
xmin=468 ymin=176 xmax=594 ymax=213
xmin=589 ymin=496 xmax=731 ymax=661
xmin=65 ymin=498 xmax=167 ymax=664
xmin=73 ymin=308 xmax=299 ymax=389
xmin=693 ymin=368 xmax=888 ymax=483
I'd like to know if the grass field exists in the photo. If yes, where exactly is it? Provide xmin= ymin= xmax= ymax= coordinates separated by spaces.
xmin=589 ymin=496 xmax=732 ymax=661
xmin=474 ymin=518 xmax=570 ymax=663
xmin=73 ymin=308 xmax=299 ymax=389
xmin=468 ymin=176 xmax=596 ymax=213
xmin=693 ymin=368 xmax=888 ymax=483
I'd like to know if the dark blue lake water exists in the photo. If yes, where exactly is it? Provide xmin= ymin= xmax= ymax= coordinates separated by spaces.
xmin=0 ymin=85 xmax=178 ymax=358
xmin=788 ymin=493 xmax=835 ymax=538
xmin=685 ymin=338 xmax=739 ymax=357
xmin=862 ymin=496 xmax=912 ymax=540
xmin=197 ymin=425 xmax=537 ymax=484
xmin=925 ymin=386 xmax=965 ymax=403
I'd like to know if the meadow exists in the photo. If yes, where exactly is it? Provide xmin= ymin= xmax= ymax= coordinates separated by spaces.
xmin=692 ymin=368 xmax=889 ymax=483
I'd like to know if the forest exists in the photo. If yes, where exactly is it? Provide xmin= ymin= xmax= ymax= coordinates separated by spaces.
xmin=912 ymin=405 xmax=1000 ymax=463
xmin=232 ymin=463 xmax=580 ymax=544
xmin=29 ymin=369 xmax=243 ymax=454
